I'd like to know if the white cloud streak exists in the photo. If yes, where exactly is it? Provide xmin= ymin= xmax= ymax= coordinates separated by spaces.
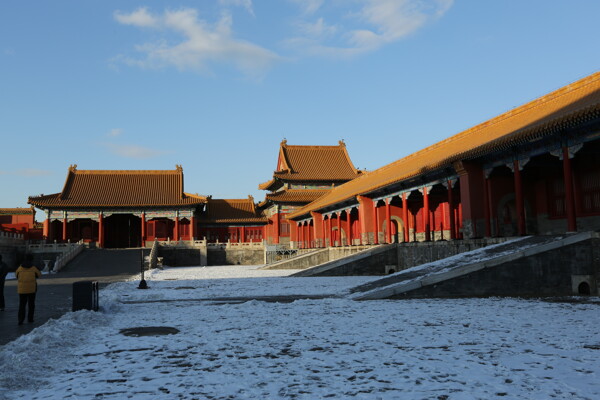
xmin=287 ymin=0 xmax=454 ymax=57
xmin=107 ymin=128 xmax=123 ymax=137
xmin=0 ymin=169 xmax=53 ymax=177
xmin=218 ymin=0 xmax=255 ymax=16
xmin=289 ymin=0 xmax=324 ymax=15
xmin=113 ymin=7 xmax=279 ymax=77
xmin=106 ymin=143 xmax=171 ymax=159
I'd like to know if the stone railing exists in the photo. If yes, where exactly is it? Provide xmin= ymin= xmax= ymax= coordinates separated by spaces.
xmin=207 ymin=240 xmax=264 ymax=249
xmin=0 ymin=230 xmax=25 ymax=245
xmin=156 ymin=238 xmax=264 ymax=250
xmin=26 ymin=240 xmax=82 ymax=253
xmin=52 ymin=240 xmax=85 ymax=273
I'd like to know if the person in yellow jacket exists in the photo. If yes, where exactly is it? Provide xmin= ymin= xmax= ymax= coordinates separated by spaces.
xmin=15 ymin=255 xmax=41 ymax=325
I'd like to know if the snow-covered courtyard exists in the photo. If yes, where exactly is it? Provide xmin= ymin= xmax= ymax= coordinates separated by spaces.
xmin=1 ymin=265 xmax=599 ymax=399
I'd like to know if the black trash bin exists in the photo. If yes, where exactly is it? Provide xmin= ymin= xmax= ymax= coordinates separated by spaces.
xmin=72 ymin=281 xmax=99 ymax=312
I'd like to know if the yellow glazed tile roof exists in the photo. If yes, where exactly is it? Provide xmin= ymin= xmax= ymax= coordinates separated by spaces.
xmin=258 ymin=140 xmax=362 ymax=190
xmin=28 ymin=165 xmax=207 ymax=208
xmin=265 ymin=189 xmax=330 ymax=204
xmin=0 ymin=207 xmax=35 ymax=215
xmin=198 ymin=197 xmax=267 ymax=223
xmin=288 ymin=72 xmax=600 ymax=219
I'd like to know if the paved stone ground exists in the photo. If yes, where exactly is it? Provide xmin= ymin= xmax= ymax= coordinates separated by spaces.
xmin=0 ymin=248 xmax=143 ymax=346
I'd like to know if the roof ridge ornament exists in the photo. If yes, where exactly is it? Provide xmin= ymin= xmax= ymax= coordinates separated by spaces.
xmin=69 ymin=164 xmax=78 ymax=172
xmin=338 ymin=139 xmax=345 ymax=146
xmin=175 ymin=164 xmax=183 ymax=172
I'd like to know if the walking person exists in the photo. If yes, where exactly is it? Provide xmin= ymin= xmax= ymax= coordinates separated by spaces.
xmin=16 ymin=255 xmax=41 ymax=325
xmin=0 ymin=254 xmax=9 ymax=311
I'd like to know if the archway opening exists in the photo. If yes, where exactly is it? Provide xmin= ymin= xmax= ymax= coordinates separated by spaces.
xmin=578 ymin=281 xmax=591 ymax=295
xmin=104 ymin=214 xmax=141 ymax=248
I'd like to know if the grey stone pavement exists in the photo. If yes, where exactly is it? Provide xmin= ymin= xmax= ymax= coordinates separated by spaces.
xmin=0 ymin=249 xmax=144 ymax=346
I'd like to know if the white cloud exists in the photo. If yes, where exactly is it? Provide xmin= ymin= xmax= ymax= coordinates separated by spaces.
xmin=113 ymin=7 xmax=279 ymax=77
xmin=287 ymin=0 xmax=454 ymax=57
xmin=106 ymin=143 xmax=171 ymax=159
xmin=1 ymin=169 xmax=53 ymax=177
xmin=107 ymin=128 xmax=123 ymax=137
xmin=297 ymin=17 xmax=337 ymax=38
xmin=289 ymin=0 xmax=324 ymax=15
xmin=219 ymin=0 xmax=254 ymax=16
xmin=114 ymin=7 xmax=158 ymax=28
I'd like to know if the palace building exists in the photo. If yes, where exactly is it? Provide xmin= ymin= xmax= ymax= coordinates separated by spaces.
xmin=258 ymin=140 xmax=363 ymax=245
xmin=286 ymin=72 xmax=600 ymax=248
xmin=24 ymin=72 xmax=600 ymax=251
xmin=197 ymin=196 xmax=266 ymax=243
xmin=28 ymin=166 xmax=207 ymax=248
xmin=0 ymin=207 xmax=41 ymax=239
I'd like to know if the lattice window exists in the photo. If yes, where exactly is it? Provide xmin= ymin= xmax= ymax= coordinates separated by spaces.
xmin=280 ymin=220 xmax=290 ymax=235
xmin=147 ymin=221 xmax=154 ymax=237
xmin=548 ymin=178 xmax=566 ymax=217
xmin=581 ymin=170 xmax=600 ymax=214
xmin=179 ymin=223 xmax=189 ymax=236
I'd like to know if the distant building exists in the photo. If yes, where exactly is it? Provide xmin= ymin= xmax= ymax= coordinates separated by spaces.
xmin=197 ymin=197 xmax=266 ymax=243
xmin=28 ymin=165 xmax=206 ymax=248
xmin=0 ymin=207 xmax=41 ymax=239
xmin=257 ymin=140 xmax=363 ymax=245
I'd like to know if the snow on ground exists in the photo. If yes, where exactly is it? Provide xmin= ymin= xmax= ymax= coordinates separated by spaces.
xmin=1 ymin=265 xmax=599 ymax=400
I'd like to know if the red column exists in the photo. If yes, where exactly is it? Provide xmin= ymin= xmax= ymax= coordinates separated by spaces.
xmin=304 ymin=222 xmax=309 ymax=248
xmin=513 ymin=160 xmax=526 ymax=235
xmin=328 ymin=216 xmax=333 ymax=247
xmin=290 ymin=221 xmax=297 ymax=246
xmin=402 ymin=194 xmax=409 ymax=242
xmin=483 ymin=174 xmax=491 ymax=237
xmin=273 ymin=212 xmax=280 ymax=244
xmin=241 ymin=226 xmax=246 ymax=243
xmin=385 ymin=199 xmax=391 ymax=244
xmin=322 ymin=216 xmax=327 ymax=247
xmin=304 ymin=222 xmax=308 ymax=249
xmin=304 ymin=221 xmax=311 ymax=249
xmin=336 ymin=212 xmax=341 ymax=246
xmin=348 ymin=210 xmax=353 ymax=246
xmin=562 ymin=146 xmax=577 ymax=232
xmin=356 ymin=196 xmax=375 ymax=245
xmin=487 ymin=178 xmax=494 ymax=237
xmin=141 ymin=213 xmax=146 ymax=247
xmin=190 ymin=216 xmax=196 ymax=240
xmin=372 ymin=202 xmax=379 ymax=244
xmin=297 ymin=223 xmax=303 ymax=248
xmin=423 ymin=187 xmax=431 ymax=241
xmin=174 ymin=216 xmax=180 ymax=241
xmin=447 ymin=182 xmax=456 ymax=240
xmin=43 ymin=218 xmax=49 ymax=239
xmin=98 ymin=213 xmax=104 ymax=248
xmin=62 ymin=216 xmax=68 ymax=242
xmin=355 ymin=209 xmax=362 ymax=245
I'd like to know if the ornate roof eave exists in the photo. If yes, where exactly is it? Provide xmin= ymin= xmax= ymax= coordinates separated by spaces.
xmin=285 ymin=74 xmax=600 ymax=220
xmin=258 ymin=178 xmax=281 ymax=191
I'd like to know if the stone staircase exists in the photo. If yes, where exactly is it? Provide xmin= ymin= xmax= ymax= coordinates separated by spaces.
xmin=348 ymin=232 xmax=600 ymax=299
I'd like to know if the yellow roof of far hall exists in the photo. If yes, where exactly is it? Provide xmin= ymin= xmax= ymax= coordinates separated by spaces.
xmin=198 ymin=197 xmax=266 ymax=223
xmin=28 ymin=165 xmax=207 ymax=208
xmin=0 ymin=207 xmax=35 ymax=215
xmin=258 ymin=140 xmax=362 ymax=190
xmin=287 ymin=71 xmax=600 ymax=219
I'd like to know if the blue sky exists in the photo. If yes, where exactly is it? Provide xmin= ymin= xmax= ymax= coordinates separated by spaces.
xmin=1 ymin=1 xmax=599 ymax=220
